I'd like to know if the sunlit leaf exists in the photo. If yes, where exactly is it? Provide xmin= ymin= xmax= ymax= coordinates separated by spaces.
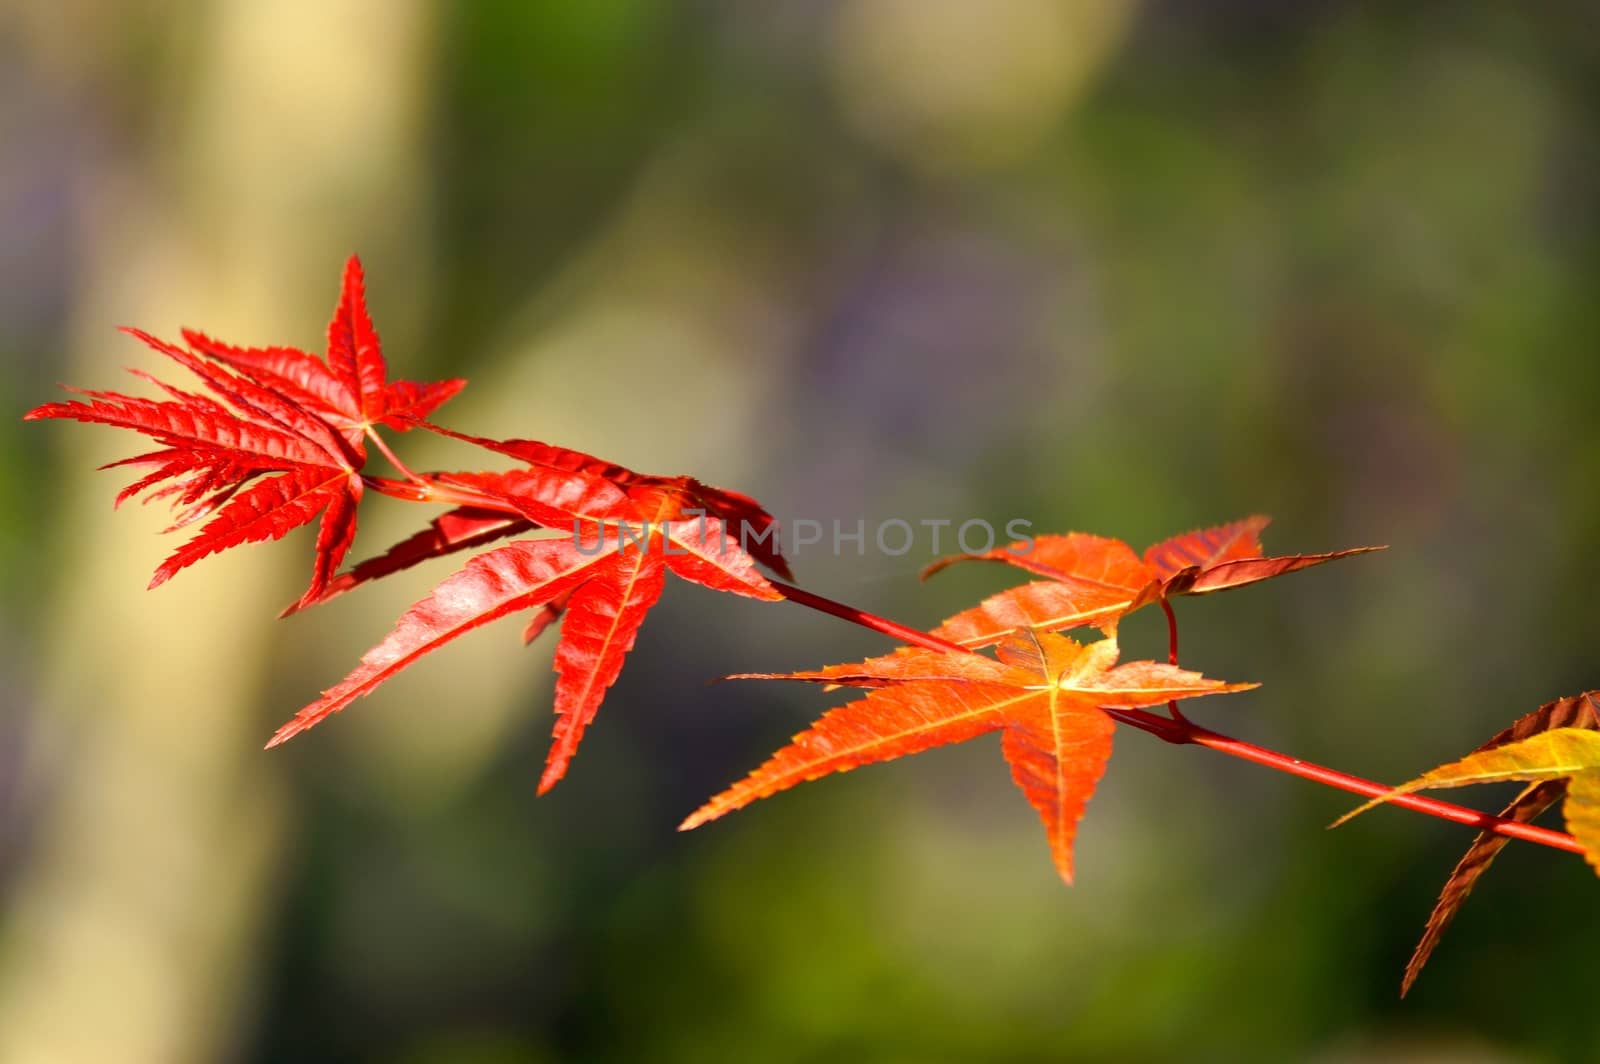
xmin=684 ymin=629 xmax=1254 ymax=883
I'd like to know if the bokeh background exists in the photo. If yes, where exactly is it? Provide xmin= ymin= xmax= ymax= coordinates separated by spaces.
xmin=4 ymin=2 xmax=1600 ymax=1061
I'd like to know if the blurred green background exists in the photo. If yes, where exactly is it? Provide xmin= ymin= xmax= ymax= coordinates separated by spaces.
xmin=4 ymin=2 xmax=1600 ymax=1061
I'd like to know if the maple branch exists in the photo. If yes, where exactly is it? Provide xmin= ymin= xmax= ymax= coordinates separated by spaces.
xmin=769 ymin=583 xmax=1586 ymax=858
xmin=771 ymin=582 xmax=971 ymax=655
xmin=1099 ymin=708 xmax=1587 ymax=857
xmin=1161 ymin=599 xmax=1180 ymax=665
xmin=365 ymin=426 xmax=426 ymax=484
xmin=290 ymin=457 xmax=1594 ymax=860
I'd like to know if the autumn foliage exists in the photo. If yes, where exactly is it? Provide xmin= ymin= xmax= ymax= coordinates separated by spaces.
xmin=686 ymin=629 xmax=1253 ymax=883
xmin=28 ymin=257 xmax=1600 ymax=996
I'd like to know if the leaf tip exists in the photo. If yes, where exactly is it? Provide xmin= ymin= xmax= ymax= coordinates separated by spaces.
xmin=1328 ymin=794 xmax=1391 ymax=830
xmin=535 ymin=763 xmax=564 ymax=796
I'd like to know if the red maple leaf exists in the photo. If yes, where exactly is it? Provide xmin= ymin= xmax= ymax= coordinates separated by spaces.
xmin=267 ymin=463 xmax=790 ymax=793
xmin=26 ymin=327 xmax=364 ymax=607
xmin=415 ymin=424 xmax=793 ymax=580
xmin=25 ymin=257 xmax=469 ymax=607
xmin=682 ymin=629 xmax=1254 ymax=882
xmin=283 ymin=422 xmax=793 ymax=627
xmin=29 ymin=256 xmax=795 ymax=793
xmin=181 ymin=256 xmax=464 ymax=453
xmin=926 ymin=516 xmax=1382 ymax=647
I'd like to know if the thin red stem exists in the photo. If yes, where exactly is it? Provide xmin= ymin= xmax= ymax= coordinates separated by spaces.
xmin=1161 ymin=598 xmax=1180 ymax=665
xmin=362 ymin=473 xmax=523 ymax=514
xmin=1100 ymin=708 xmax=1585 ymax=856
xmin=1159 ymin=597 xmax=1190 ymax=725
xmin=362 ymin=474 xmax=431 ymax=502
xmin=771 ymin=581 xmax=969 ymax=655
xmin=366 ymin=426 xmax=426 ymax=484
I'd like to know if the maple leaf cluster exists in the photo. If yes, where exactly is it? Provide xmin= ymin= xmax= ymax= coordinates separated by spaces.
xmin=19 ymin=261 xmax=1379 ymax=846
xmin=26 ymin=258 xmax=463 ymax=609
xmin=265 ymin=440 xmax=789 ymax=794
xmin=31 ymin=256 xmax=1597 ymax=998
xmin=27 ymin=257 xmax=790 ymax=793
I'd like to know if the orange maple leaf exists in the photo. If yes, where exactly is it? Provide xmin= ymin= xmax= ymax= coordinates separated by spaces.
xmin=926 ymin=516 xmax=1381 ymax=646
xmin=682 ymin=629 xmax=1255 ymax=883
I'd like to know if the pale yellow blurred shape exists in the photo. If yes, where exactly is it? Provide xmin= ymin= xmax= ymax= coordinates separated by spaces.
xmin=829 ymin=0 xmax=1136 ymax=172
xmin=185 ymin=0 xmax=434 ymax=288
xmin=468 ymin=137 xmax=790 ymax=472
xmin=0 ymin=2 xmax=432 ymax=1062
